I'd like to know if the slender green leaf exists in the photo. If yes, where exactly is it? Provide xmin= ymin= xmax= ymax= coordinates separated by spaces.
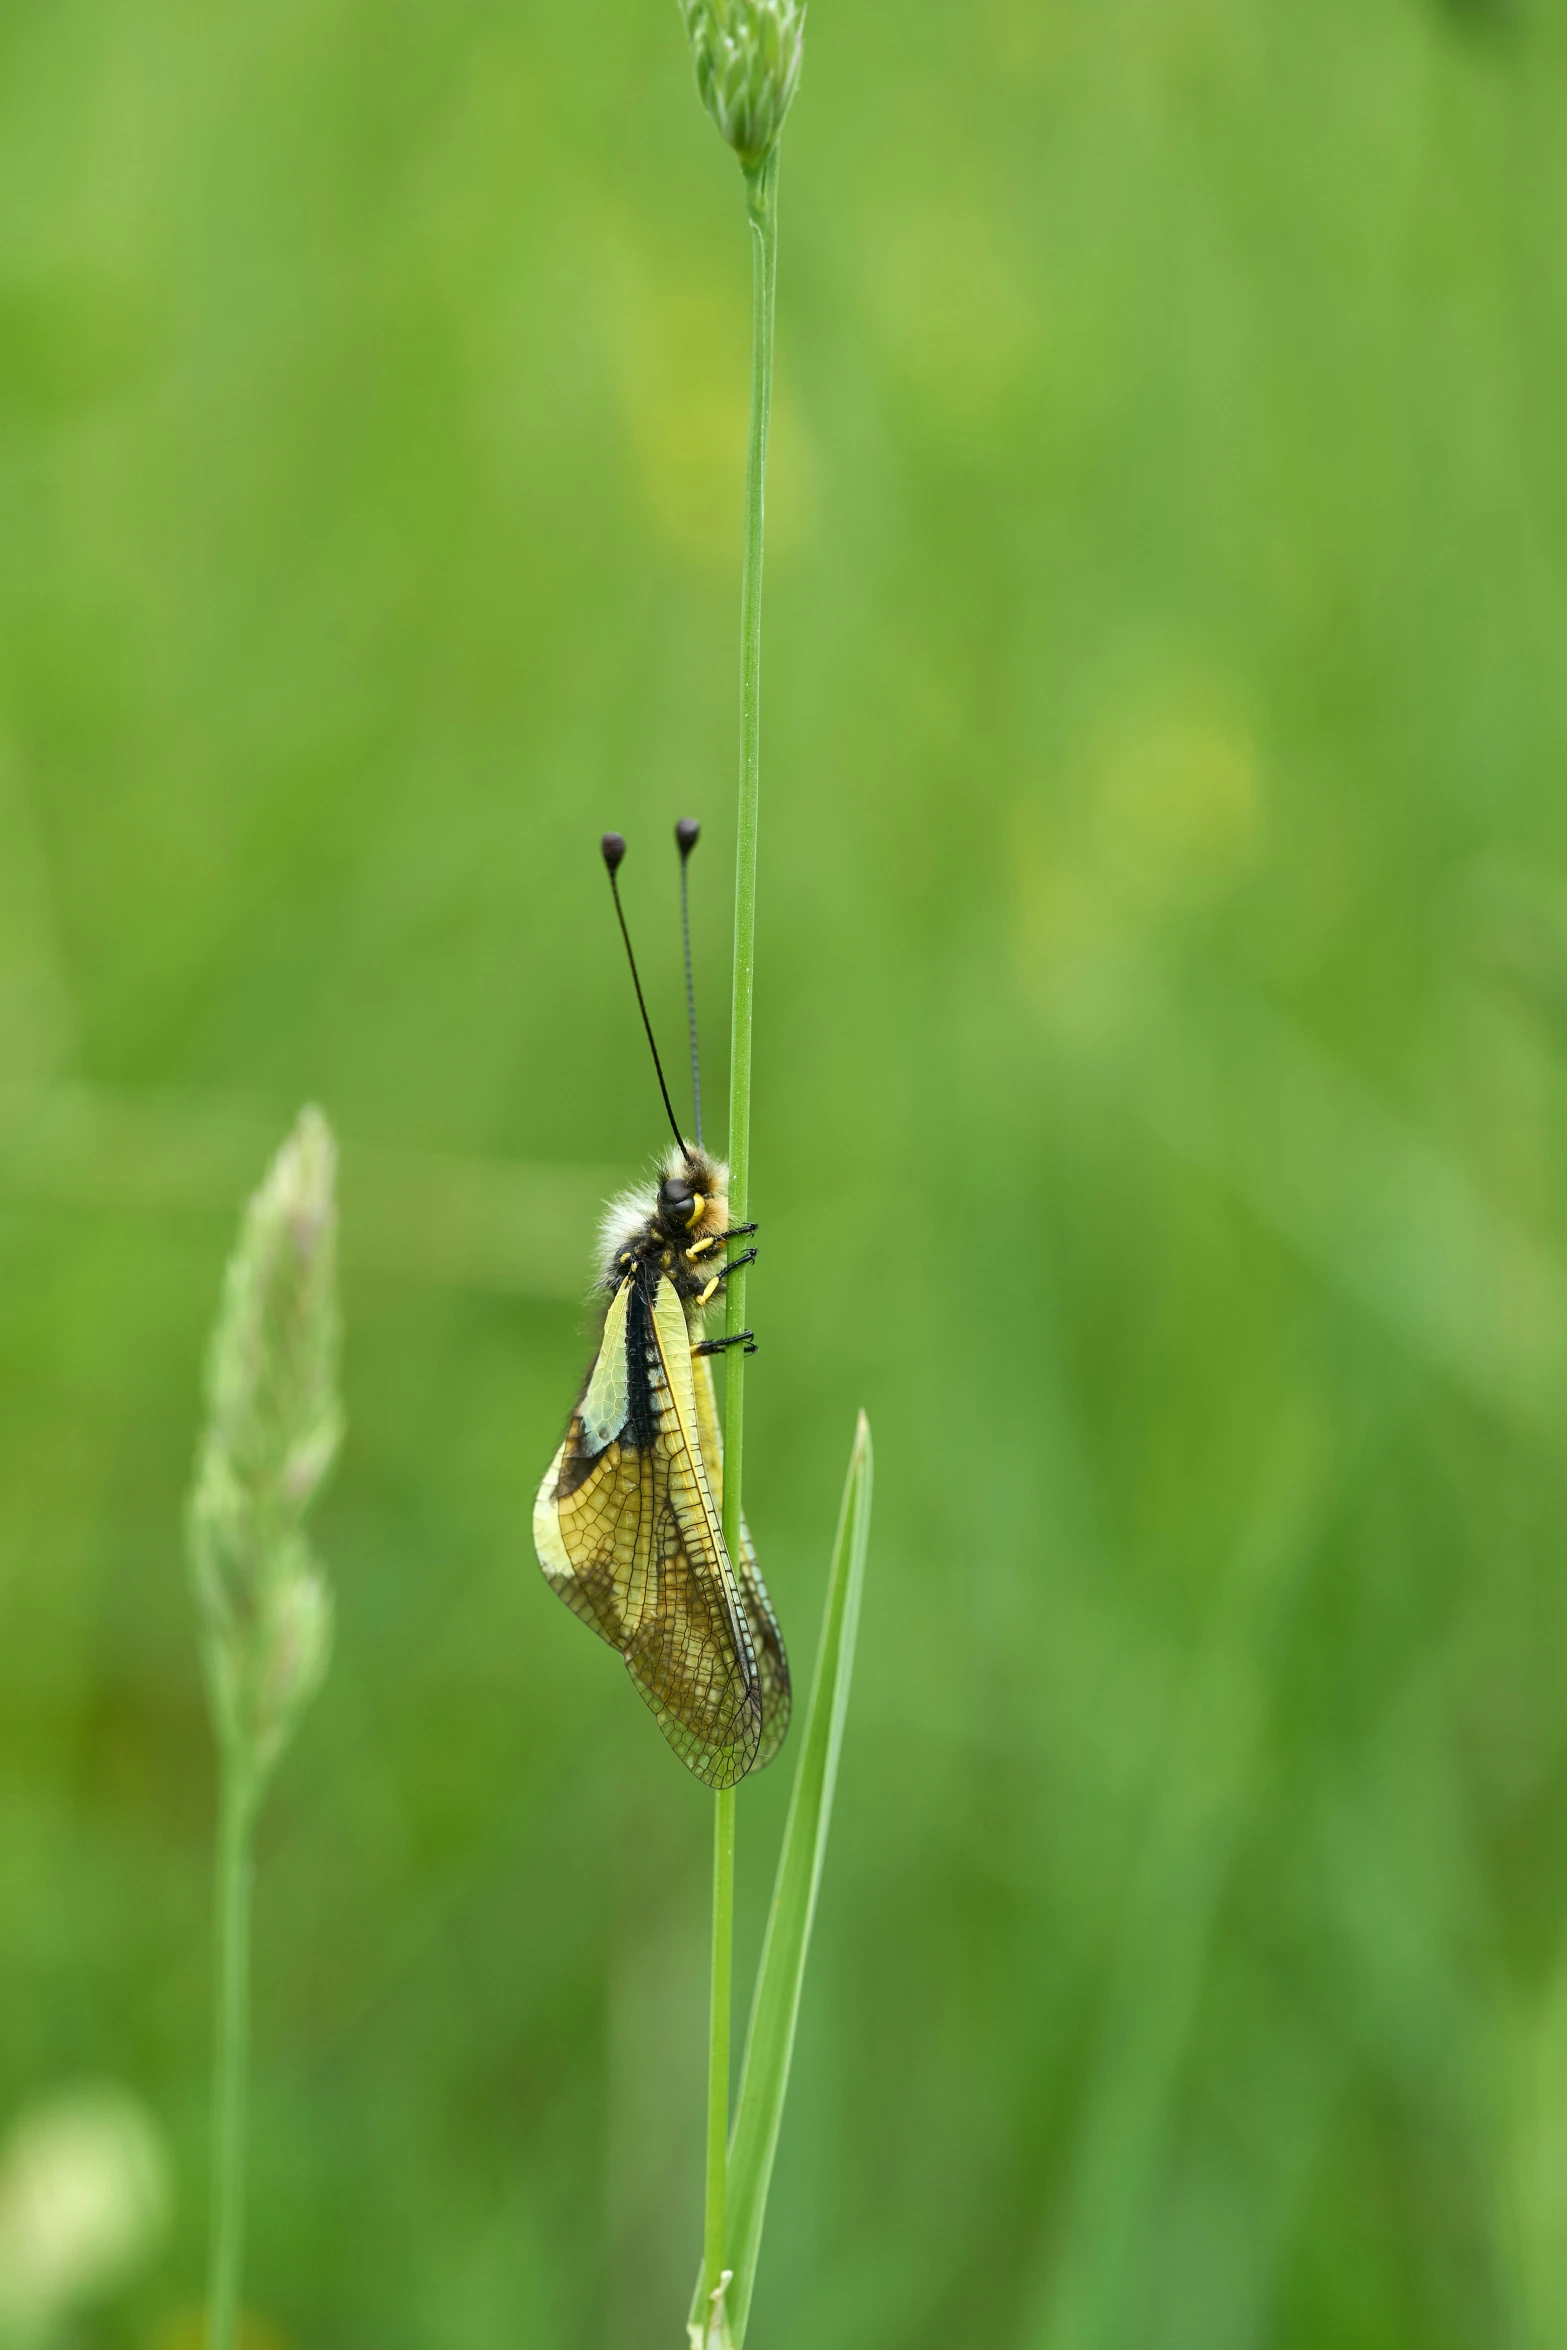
xmin=693 ymin=1411 xmax=873 ymax=2346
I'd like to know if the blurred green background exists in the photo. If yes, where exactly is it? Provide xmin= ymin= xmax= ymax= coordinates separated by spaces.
xmin=2 ymin=0 xmax=1567 ymax=2342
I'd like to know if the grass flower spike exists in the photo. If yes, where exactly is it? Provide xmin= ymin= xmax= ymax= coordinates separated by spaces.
xmin=679 ymin=0 xmax=805 ymax=171
xmin=189 ymin=1105 xmax=341 ymax=1783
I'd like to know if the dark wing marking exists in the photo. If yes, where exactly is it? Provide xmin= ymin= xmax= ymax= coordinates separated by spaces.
xmin=691 ymin=1339 xmax=791 ymax=1771
xmin=533 ymin=1274 xmax=763 ymax=1788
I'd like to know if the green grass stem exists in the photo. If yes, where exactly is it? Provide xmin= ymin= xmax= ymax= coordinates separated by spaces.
xmin=719 ymin=143 xmax=780 ymax=1541
xmin=701 ymin=142 xmax=780 ymax=2335
xmin=208 ymin=1760 xmax=257 ymax=2350
xmin=703 ymin=1786 xmax=737 ymax=2310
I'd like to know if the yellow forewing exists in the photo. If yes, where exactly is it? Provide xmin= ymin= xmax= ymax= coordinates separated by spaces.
xmin=579 ymin=1278 xmax=632 ymax=1454
xmin=689 ymin=1333 xmax=792 ymax=1771
xmin=651 ymin=1277 xmax=711 ymax=1491
xmin=533 ymin=1273 xmax=764 ymax=1787
xmin=532 ymin=1434 xmax=574 ymax=1589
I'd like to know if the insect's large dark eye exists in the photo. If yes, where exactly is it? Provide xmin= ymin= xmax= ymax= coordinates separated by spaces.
xmin=660 ymin=1178 xmax=693 ymax=1211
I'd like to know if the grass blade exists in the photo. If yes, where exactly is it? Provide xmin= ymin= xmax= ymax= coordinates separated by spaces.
xmin=718 ymin=1411 xmax=873 ymax=2345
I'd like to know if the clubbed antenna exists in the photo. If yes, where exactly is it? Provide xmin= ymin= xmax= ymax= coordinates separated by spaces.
xmin=676 ymin=818 xmax=704 ymax=1149
xmin=601 ymin=833 xmax=691 ymax=1161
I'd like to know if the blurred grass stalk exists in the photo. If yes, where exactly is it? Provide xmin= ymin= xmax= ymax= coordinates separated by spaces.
xmin=185 ymin=1109 xmax=343 ymax=2350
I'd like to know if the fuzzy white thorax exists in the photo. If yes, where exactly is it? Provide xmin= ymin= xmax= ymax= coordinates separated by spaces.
xmin=598 ymin=1183 xmax=659 ymax=1270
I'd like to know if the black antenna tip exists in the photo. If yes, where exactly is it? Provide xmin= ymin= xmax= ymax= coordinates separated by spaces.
xmin=675 ymin=817 xmax=700 ymax=859
xmin=601 ymin=832 xmax=626 ymax=874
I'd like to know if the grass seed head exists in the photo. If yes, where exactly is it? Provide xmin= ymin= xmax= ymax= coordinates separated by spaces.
xmin=187 ymin=1105 xmax=342 ymax=1780
xmin=679 ymin=0 xmax=805 ymax=170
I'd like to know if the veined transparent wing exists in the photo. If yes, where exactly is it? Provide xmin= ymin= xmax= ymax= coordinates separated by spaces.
xmin=691 ymin=1336 xmax=791 ymax=1772
xmin=534 ymin=1274 xmax=764 ymax=1788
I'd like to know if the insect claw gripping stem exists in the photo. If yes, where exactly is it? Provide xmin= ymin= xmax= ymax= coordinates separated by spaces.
xmin=695 ymin=1331 xmax=757 ymax=1357
xmin=718 ymin=1222 xmax=758 ymax=1241
xmin=718 ymin=1247 xmax=759 ymax=1283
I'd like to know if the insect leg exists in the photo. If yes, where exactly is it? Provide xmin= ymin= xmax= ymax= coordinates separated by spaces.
xmin=693 ymin=1247 xmax=759 ymax=1310
xmin=694 ymin=1330 xmax=757 ymax=1356
xmin=686 ymin=1225 xmax=758 ymax=1264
